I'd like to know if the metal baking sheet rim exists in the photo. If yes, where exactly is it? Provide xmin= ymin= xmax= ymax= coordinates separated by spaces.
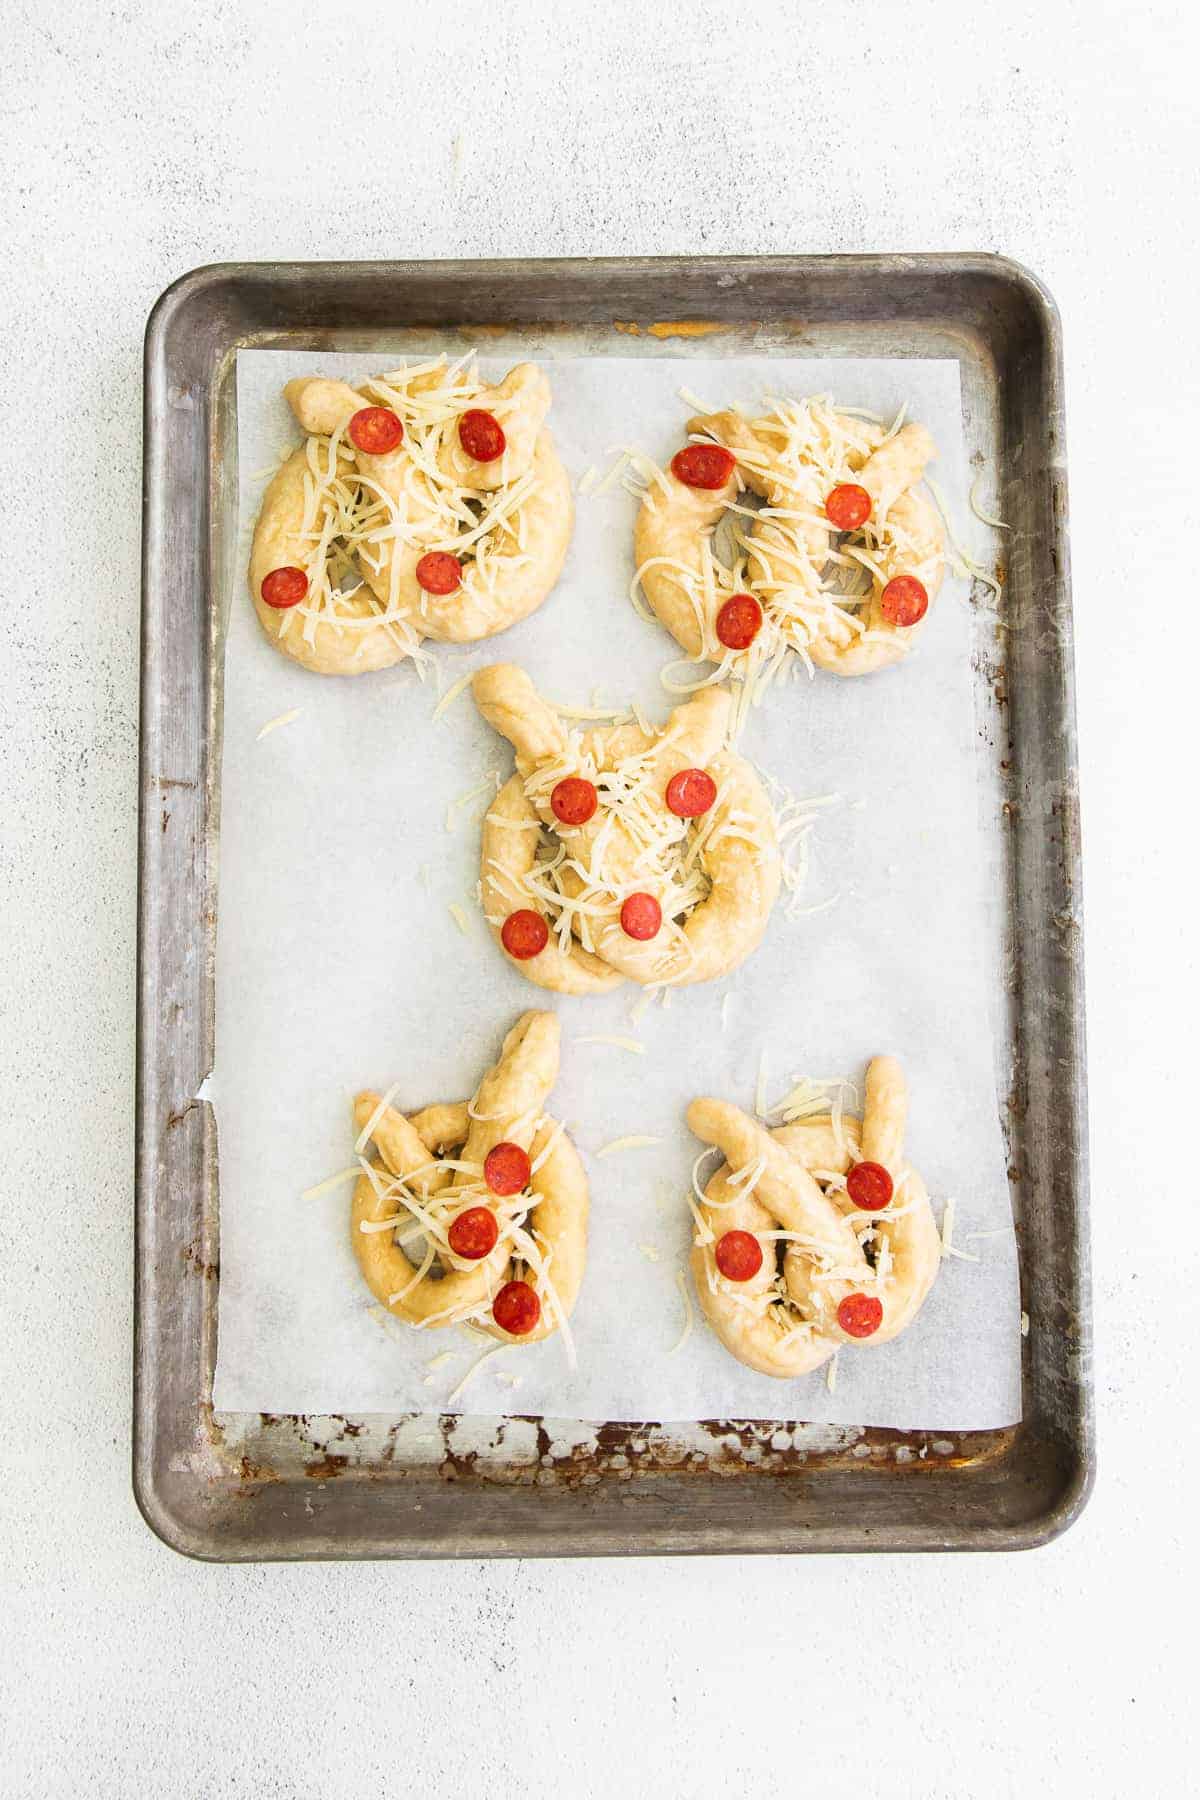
xmin=135 ymin=254 xmax=1093 ymax=1560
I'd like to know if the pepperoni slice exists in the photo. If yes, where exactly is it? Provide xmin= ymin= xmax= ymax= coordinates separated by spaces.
xmin=671 ymin=443 xmax=736 ymax=490
xmin=825 ymin=483 xmax=872 ymax=531
xmin=500 ymin=909 xmax=549 ymax=960
xmin=846 ymin=1161 xmax=894 ymax=1212
xmin=665 ymin=768 xmax=717 ymax=818
xmin=260 ymin=566 xmax=308 ymax=609
xmin=492 ymin=1279 xmax=541 ymax=1336
xmin=348 ymin=407 xmax=404 ymax=455
xmin=484 ymin=1141 xmax=532 ymax=1197
xmin=458 ymin=409 xmax=506 ymax=462
xmin=550 ymin=776 xmax=598 ymax=826
xmin=714 ymin=1230 xmax=764 ymax=1282
xmin=837 ymin=1293 xmax=884 ymax=1338
xmin=715 ymin=593 xmax=763 ymax=651
xmin=619 ymin=892 xmax=662 ymax=940
xmin=880 ymin=574 xmax=929 ymax=627
xmin=447 ymin=1206 xmax=500 ymax=1260
xmin=415 ymin=552 xmax=462 ymax=595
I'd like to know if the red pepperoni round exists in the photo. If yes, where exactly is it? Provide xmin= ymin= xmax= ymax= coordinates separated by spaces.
xmin=837 ymin=1293 xmax=884 ymax=1338
xmin=715 ymin=593 xmax=763 ymax=651
xmin=260 ymin=566 xmax=308 ymax=609
xmin=825 ymin=483 xmax=872 ymax=531
xmin=671 ymin=443 xmax=736 ymax=490
xmin=846 ymin=1161 xmax=894 ymax=1212
xmin=348 ymin=407 xmax=404 ymax=455
xmin=619 ymin=892 xmax=662 ymax=940
xmin=714 ymin=1229 xmax=764 ymax=1282
xmin=492 ymin=1279 xmax=541 ymax=1336
xmin=550 ymin=776 xmax=598 ymax=826
xmin=415 ymin=551 xmax=462 ymax=595
xmin=665 ymin=767 xmax=717 ymax=818
xmin=484 ymin=1141 xmax=532 ymax=1197
xmin=458 ymin=409 xmax=506 ymax=462
xmin=500 ymin=909 xmax=549 ymax=961
xmin=880 ymin=574 xmax=929 ymax=628
xmin=447 ymin=1206 xmax=500 ymax=1260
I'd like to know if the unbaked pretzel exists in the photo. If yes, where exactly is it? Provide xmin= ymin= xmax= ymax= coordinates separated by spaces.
xmin=350 ymin=1010 xmax=587 ymax=1345
xmin=687 ymin=1056 xmax=941 ymax=1377
xmin=472 ymin=662 xmax=781 ymax=993
xmin=633 ymin=398 xmax=944 ymax=686
xmin=249 ymin=358 xmax=572 ymax=676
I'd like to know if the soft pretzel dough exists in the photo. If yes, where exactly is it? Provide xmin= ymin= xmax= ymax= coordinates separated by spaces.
xmin=634 ymin=400 xmax=944 ymax=683
xmin=687 ymin=1056 xmax=941 ymax=1377
xmin=473 ymin=663 xmax=781 ymax=992
xmin=249 ymin=359 xmax=572 ymax=675
xmin=349 ymin=1010 xmax=588 ymax=1344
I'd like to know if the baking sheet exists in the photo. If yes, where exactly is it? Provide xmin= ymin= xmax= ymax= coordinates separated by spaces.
xmin=211 ymin=347 xmax=1021 ymax=1430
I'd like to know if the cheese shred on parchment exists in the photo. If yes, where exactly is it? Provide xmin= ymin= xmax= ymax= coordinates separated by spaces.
xmin=256 ymin=707 xmax=301 ymax=741
xmin=968 ymin=473 xmax=1010 ymax=532
xmin=754 ymin=1049 xmax=770 ymax=1119
xmin=354 ymin=1083 xmax=401 ymax=1154
xmin=445 ymin=1343 xmax=511 ymax=1406
xmin=573 ymin=1034 xmax=646 ymax=1056
xmin=448 ymin=903 xmax=472 ymax=935
xmin=301 ymin=1164 xmax=361 ymax=1200
xmin=925 ymin=476 xmax=1003 ymax=604
xmin=597 ymin=1135 xmax=663 ymax=1157
xmin=939 ymin=1196 xmax=981 ymax=1262
xmin=431 ymin=670 xmax=475 ymax=721
xmin=668 ymin=1268 xmax=694 ymax=1354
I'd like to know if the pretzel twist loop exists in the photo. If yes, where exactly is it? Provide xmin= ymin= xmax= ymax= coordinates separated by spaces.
xmin=249 ymin=361 xmax=572 ymax=675
xmin=635 ymin=401 xmax=945 ymax=681
xmin=687 ymin=1057 xmax=941 ymax=1377
xmin=473 ymin=662 xmax=781 ymax=992
xmin=350 ymin=1011 xmax=587 ymax=1343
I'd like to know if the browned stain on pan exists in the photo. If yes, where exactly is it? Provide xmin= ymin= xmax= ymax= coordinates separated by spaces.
xmin=613 ymin=320 xmax=733 ymax=339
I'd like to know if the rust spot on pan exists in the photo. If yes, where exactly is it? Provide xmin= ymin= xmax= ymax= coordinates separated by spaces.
xmin=303 ymin=1453 xmax=349 ymax=1481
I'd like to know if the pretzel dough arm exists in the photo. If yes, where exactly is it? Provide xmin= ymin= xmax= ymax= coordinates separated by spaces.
xmin=419 ymin=435 xmax=573 ymax=642
xmin=685 ymin=410 xmax=769 ymax=484
xmin=350 ymin=1167 xmax=502 ymax=1325
xmin=482 ymin=1119 xmax=590 ymax=1345
xmin=284 ymin=377 xmax=370 ymax=435
xmin=687 ymin=1099 xmax=865 ymax=1268
xmin=249 ymin=451 xmax=312 ymax=599
xmin=878 ymin=489 xmax=945 ymax=596
xmin=858 ymin=423 xmax=936 ymax=506
xmin=772 ymin=1116 xmax=863 ymax=1174
xmin=473 ymin=663 xmax=570 ymax=766
xmin=861 ymin=1056 xmax=907 ymax=1170
xmin=644 ymin=687 xmax=731 ymax=783
xmin=353 ymin=1094 xmax=452 ymax=1196
xmin=464 ymin=1011 xmax=560 ymax=1164
xmin=746 ymin=509 xmax=828 ymax=593
xmin=690 ymin=1174 xmax=835 ymax=1378
xmin=870 ymin=1167 xmax=942 ymax=1341
xmin=676 ymin=753 xmax=781 ymax=984
xmin=441 ymin=362 xmax=551 ymax=490
xmin=633 ymin=479 xmax=732 ymax=658
xmin=407 ymin=1103 xmax=471 ymax=1156
xmin=481 ymin=778 xmax=624 ymax=995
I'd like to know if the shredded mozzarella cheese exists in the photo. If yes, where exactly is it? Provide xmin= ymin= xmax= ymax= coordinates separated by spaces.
xmin=256 ymin=707 xmax=301 ymax=741
xmin=668 ymin=1268 xmax=694 ymax=1353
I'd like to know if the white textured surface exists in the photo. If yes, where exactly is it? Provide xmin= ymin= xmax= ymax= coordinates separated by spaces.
xmin=0 ymin=1 xmax=1195 ymax=1794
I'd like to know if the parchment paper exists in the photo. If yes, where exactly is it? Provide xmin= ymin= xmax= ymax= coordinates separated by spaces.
xmin=211 ymin=347 xmax=1021 ymax=1430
